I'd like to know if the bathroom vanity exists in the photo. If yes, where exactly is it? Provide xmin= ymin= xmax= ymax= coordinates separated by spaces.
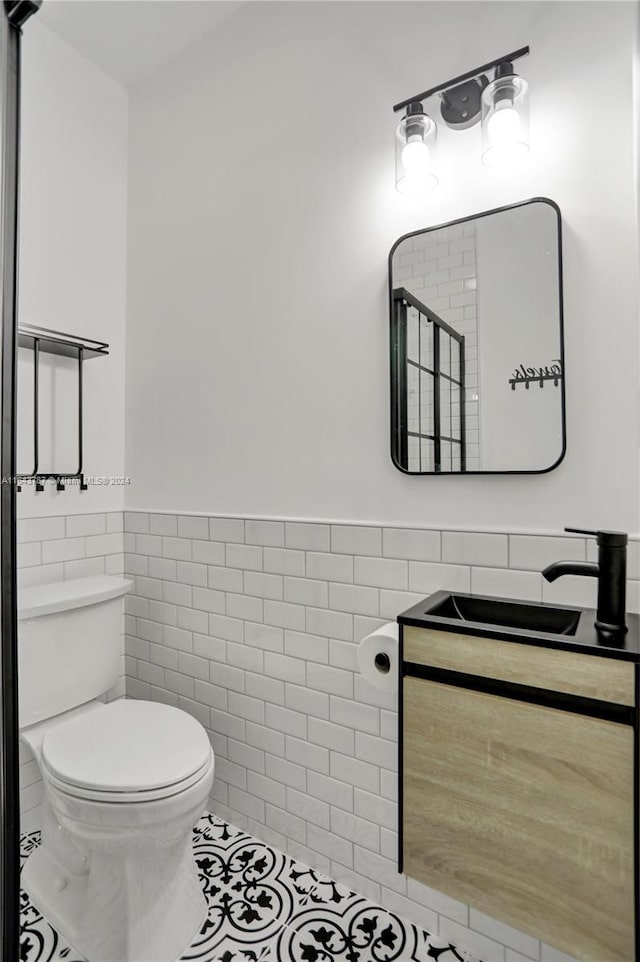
xmin=397 ymin=591 xmax=639 ymax=962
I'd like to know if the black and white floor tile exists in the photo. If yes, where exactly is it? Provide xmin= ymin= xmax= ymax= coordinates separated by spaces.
xmin=20 ymin=812 xmax=479 ymax=962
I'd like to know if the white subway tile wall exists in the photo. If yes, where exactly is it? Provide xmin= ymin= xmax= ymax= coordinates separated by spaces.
xmin=17 ymin=511 xmax=125 ymax=831
xmin=19 ymin=509 xmax=625 ymax=960
xmin=121 ymin=513 xmax=618 ymax=961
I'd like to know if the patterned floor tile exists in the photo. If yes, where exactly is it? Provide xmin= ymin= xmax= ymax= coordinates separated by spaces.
xmin=283 ymin=873 xmax=476 ymax=962
xmin=212 ymin=950 xmax=277 ymax=962
xmin=184 ymin=834 xmax=323 ymax=959
xmin=410 ymin=930 xmax=474 ymax=962
xmin=194 ymin=812 xmax=250 ymax=848
xmin=277 ymin=898 xmax=418 ymax=961
xmin=305 ymin=872 xmax=361 ymax=909
xmin=180 ymin=876 xmax=285 ymax=960
xmin=193 ymin=834 xmax=323 ymax=920
xmin=19 ymin=814 xmax=478 ymax=962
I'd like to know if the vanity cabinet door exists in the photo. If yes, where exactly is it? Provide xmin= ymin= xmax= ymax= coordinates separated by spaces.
xmin=403 ymin=676 xmax=635 ymax=962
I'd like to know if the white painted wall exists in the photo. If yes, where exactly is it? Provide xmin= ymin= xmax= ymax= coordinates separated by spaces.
xmin=18 ymin=21 xmax=128 ymax=517
xmin=124 ymin=0 xmax=638 ymax=534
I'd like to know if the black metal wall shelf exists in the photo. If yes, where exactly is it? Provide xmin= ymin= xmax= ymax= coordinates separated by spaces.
xmin=18 ymin=324 xmax=108 ymax=360
xmin=16 ymin=324 xmax=109 ymax=492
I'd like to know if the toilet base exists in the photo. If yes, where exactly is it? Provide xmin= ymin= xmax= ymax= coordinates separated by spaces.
xmin=22 ymin=828 xmax=207 ymax=962
xmin=22 ymin=845 xmax=87 ymax=950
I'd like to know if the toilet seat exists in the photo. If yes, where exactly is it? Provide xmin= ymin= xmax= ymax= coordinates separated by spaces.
xmin=43 ymin=753 xmax=214 ymax=803
xmin=41 ymin=699 xmax=213 ymax=803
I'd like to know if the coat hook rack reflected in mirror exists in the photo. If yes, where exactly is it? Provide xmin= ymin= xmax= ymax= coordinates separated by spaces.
xmin=508 ymin=359 xmax=563 ymax=390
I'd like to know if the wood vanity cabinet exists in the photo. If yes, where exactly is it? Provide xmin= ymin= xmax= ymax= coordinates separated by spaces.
xmin=399 ymin=625 xmax=638 ymax=962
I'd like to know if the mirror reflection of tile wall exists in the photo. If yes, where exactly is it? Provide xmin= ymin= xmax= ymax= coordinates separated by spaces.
xmin=392 ymin=224 xmax=480 ymax=471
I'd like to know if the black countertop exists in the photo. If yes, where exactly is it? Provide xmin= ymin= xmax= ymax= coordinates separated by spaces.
xmin=398 ymin=590 xmax=640 ymax=662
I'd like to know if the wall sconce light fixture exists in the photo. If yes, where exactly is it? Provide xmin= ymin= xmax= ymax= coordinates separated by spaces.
xmin=393 ymin=47 xmax=530 ymax=194
xmin=395 ymin=102 xmax=438 ymax=195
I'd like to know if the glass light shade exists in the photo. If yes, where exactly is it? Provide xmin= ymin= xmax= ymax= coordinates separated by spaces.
xmin=395 ymin=110 xmax=438 ymax=195
xmin=481 ymin=75 xmax=529 ymax=167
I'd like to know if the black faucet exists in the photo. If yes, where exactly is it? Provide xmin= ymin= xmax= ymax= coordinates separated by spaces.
xmin=542 ymin=527 xmax=628 ymax=642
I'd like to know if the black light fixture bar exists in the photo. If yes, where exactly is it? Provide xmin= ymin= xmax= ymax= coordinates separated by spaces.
xmin=392 ymin=45 xmax=530 ymax=113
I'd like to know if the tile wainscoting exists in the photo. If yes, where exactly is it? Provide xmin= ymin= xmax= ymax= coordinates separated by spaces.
xmin=120 ymin=511 xmax=634 ymax=962
xmin=16 ymin=509 xmax=636 ymax=960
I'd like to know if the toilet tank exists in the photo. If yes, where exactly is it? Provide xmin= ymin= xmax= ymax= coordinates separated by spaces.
xmin=18 ymin=576 xmax=132 ymax=727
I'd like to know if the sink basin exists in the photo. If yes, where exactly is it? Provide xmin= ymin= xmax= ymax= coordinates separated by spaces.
xmin=425 ymin=592 xmax=581 ymax=636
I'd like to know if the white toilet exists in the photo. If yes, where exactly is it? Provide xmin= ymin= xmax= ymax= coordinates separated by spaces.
xmin=18 ymin=575 xmax=215 ymax=962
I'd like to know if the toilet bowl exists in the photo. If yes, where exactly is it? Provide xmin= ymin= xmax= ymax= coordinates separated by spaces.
xmin=19 ymin=577 xmax=216 ymax=962
xmin=22 ymin=699 xmax=214 ymax=962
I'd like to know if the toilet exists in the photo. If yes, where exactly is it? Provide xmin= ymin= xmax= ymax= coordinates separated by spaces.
xmin=18 ymin=576 xmax=215 ymax=962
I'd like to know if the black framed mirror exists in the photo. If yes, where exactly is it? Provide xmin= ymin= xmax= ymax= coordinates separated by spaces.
xmin=389 ymin=198 xmax=565 ymax=475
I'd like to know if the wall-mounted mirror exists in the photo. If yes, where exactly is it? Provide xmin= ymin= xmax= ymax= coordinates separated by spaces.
xmin=389 ymin=198 xmax=565 ymax=474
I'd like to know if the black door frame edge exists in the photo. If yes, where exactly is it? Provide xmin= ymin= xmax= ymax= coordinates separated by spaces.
xmin=1 ymin=2 xmax=39 ymax=956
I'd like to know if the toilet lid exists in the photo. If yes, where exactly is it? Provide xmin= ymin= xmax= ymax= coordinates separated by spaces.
xmin=41 ymin=700 xmax=212 ymax=794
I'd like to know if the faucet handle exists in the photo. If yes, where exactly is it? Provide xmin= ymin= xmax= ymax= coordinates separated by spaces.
xmin=564 ymin=526 xmax=627 ymax=546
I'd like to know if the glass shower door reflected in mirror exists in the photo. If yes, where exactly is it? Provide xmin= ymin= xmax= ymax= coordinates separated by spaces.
xmin=398 ymin=289 xmax=465 ymax=473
